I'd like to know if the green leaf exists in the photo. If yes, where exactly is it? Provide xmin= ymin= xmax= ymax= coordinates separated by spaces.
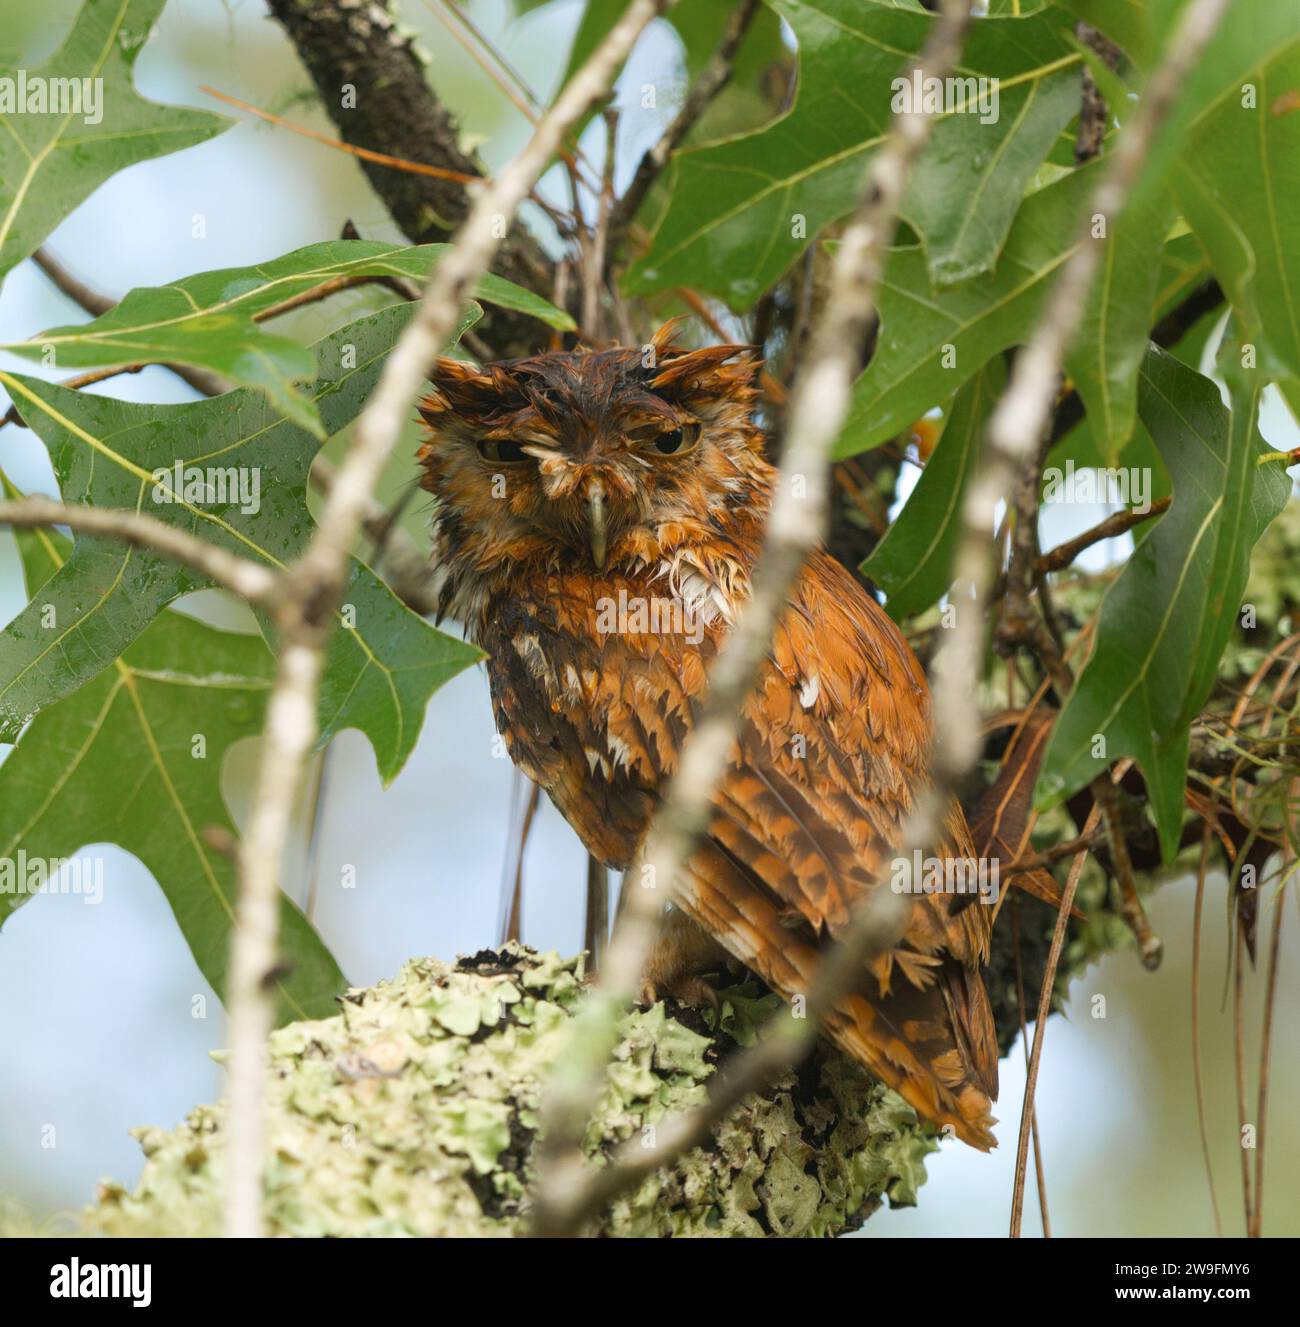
xmin=0 ymin=304 xmax=483 ymax=781
xmin=861 ymin=360 xmax=1003 ymax=620
xmin=1152 ymin=231 xmax=1214 ymax=323
xmin=837 ymin=161 xmax=1172 ymax=462
xmin=1175 ymin=42 xmax=1300 ymax=392
xmin=3 ymin=240 xmax=574 ymax=438
xmin=900 ymin=65 xmax=1080 ymax=288
xmin=1035 ymin=344 xmax=1292 ymax=859
xmin=0 ymin=0 xmax=231 ymax=286
xmin=0 ymin=473 xmax=345 ymax=1024
xmin=626 ymin=0 xmax=1082 ymax=309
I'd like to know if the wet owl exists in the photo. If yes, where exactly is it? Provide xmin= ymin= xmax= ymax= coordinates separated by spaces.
xmin=417 ymin=323 xmax=998 ymax=1148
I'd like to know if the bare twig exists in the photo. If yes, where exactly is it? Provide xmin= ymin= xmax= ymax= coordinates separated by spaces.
xmin=31 ymin=247 xmax=233 ymax=397
xmin=584 ymin=109 xmax=620 ymax=341
xmin=220 ymin=0 xmax=672 ymax=1239
xmin=1011 ymin=896 xmax=1052 ymax=1237
xmin=1009 ymin=794 xmax=1106 ymax=1237
xmin=1191 ymin=826 xmax=1225 ymax=1237
xmin=421 ymin=0 xmax=605 ymax=197
xmin=1233 ymin=920 xmax=1254 ymax=1232
xmin=531 ymin=0 xmax=977 ymax=1239
xmin=1093 ymin=771 xmax=1162 ymax=968
xmin=1250 ymin=785 xmax=1292 ymax=1237
xmin=0 ymin=497 xmax=277 ymax=603
xmin=1036 ymin=496 xmax=1170 ymax=573
xmin=498 ymin=773 xmax=540 ymax=946
xmin=31 ymin=246 xmax=113 ymax=315
xmin=610 ymin=0 xmax=762 ymax=241
xmin=584 ymin=857 xmax=610 ymax=977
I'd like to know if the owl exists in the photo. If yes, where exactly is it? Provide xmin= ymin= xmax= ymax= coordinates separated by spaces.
xmin=417 ymin=323 xmax=999 ymax=1148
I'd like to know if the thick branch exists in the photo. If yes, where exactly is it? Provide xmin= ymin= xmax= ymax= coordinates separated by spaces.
xmin=265 ymin=0 xmax=557 ymax=357
xmin=91 ymin=948 xmax=936 ymax=1239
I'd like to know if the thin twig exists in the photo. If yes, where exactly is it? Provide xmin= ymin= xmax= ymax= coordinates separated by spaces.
xmin=1011 ymin=896 xmax=1052 ymax=1237
xmin=498 ymin=774 xmax=540 ymax=946
xmin=220 ymin=0 xmax=671 ymax=1239
xmin=31 ymin=247 xmax=113 ymax=314
xmin=1036 ymin=496 xmax=1170 ymax=573
xmin=424 ymin=0 xmax=605 ymax=197
xmin=0 ymin=497 xmax=278 ymax=603
xmin=583 ymin=109 xmax=619 ymax=341
xmin=1232 ymin=921 xmax=1254 ymax=1232
xmin=611 ymin=0 xmax=762 ymax=240
xmin=1191 ymin=826 xmax=1225 ymax=1237
xmin=584 ymin=856 xmax=610 ymax=977
xmin=1250 ymin=787 xmax=1291 ymax=1237
xmin=1009 ymin=795 xmax=1106 ymax=1236
xmin=530 ymin=0 xmax=977 ymax=1238
xmin=199 ymin=84 xmax=481 ymax=185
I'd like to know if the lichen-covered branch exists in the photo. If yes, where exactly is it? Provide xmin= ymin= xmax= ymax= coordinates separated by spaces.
xmin=89 ymin=947 xmax=934 ymax=1239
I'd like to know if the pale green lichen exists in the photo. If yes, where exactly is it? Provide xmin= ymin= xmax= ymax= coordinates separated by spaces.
xmin=89 ymin=944 xmax=935 ymax=1238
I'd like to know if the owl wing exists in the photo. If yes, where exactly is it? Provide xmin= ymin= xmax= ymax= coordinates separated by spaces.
xmin=483 ymin=552 xmax=998 ymax=1147
xmin=687 ymin=551 xmax=999 ymax=1147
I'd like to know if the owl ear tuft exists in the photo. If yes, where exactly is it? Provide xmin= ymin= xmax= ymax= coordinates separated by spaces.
xmin=649 ymin=343 xmax=761 ymax=402
xmin=421 ymin=356 xmax=516 ymax=425
xmin=648 ymin=317 xmax=689 ymax=361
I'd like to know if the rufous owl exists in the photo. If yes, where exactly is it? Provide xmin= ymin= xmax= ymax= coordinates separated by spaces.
xmin=417 ymin=323 xmax=998 ymax=1148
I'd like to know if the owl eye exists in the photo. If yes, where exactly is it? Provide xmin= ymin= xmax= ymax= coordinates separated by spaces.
xmin=477 ymin=438 xmax=531 ymax=464
xmin=650 ymin=424 xmax=699 ymax=457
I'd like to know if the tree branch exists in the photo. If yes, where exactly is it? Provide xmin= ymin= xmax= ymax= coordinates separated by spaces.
xmin=610 ymin=0 xmax=762 ymax=243
xmin=221 ymin=0 xmax=672 ymax=1240
xmin=1035 ymin=496 xmax=1171 ymax=573
xmin=0 ymin=497 xmax=278 ymax=604
xmin=264 ymin=0 xmax=558 ymax=357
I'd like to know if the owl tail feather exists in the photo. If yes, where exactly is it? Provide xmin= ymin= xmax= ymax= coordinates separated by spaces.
xmin=679 ymin=846 xmax=999 ymax=1151
xmin=823 ymin=964 xmax=999 ymax=1151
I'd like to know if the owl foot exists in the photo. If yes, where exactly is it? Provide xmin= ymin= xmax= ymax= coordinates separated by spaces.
xmin=639 ymin=973 xmax=720 ymax=1014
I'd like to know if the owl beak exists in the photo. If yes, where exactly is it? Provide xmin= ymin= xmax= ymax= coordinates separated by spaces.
xmin=586 ymin=482 xmax=608 ymax=570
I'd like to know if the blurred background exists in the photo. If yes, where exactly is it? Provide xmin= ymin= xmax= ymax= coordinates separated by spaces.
xmin=0 ymin=0 xmax=1295 ymax=1237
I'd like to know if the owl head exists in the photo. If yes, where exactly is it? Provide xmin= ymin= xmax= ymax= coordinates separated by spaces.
xmin=416 ymin=322 xmax=770 ymax=618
